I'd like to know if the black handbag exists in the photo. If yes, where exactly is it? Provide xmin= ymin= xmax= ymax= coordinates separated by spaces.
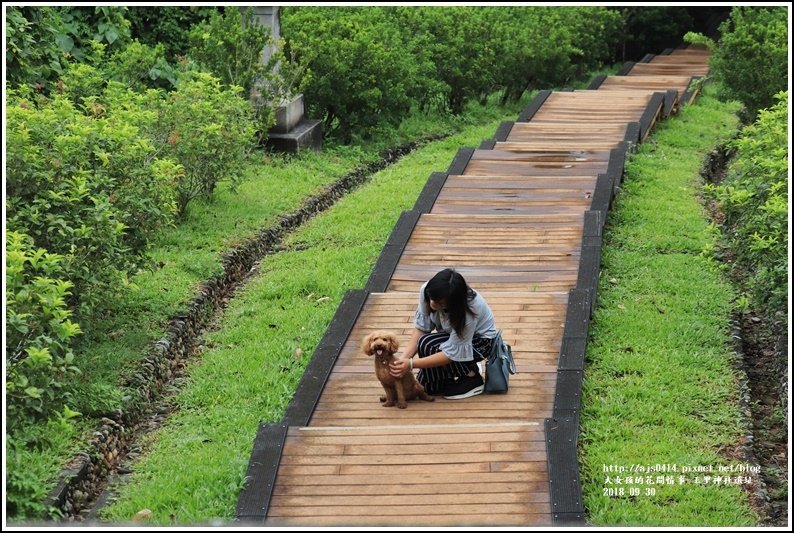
xmin=484 ymin=330 xmax=517 ymax=394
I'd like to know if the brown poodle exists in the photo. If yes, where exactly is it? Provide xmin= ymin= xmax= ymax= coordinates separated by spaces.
xmin=362 ymin=330 xmax=434 ymax=409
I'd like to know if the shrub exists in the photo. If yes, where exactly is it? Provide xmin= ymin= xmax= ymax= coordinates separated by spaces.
xmin=5 ymin=6 xmax=69 ymax=90
xmin=126 ymin=5 xmax=216 ymax=60
xmin=394 ymin=7 xmax=499 ymax=114
xmin=5 ymin=6 xmax=130 ymax=91
xmin=187 ymin=7 xmax=271 ymax=98
xmin=284 ymin=6 xmax=628 ymax=136
xmin=281 ymin=7 xmax=423 ymax=142
xmin=187 ymin=7 xmax=281 ymax=140
xmin=488 ymin=7 xmax=602 ymax=103
xmin=710 ymin=7 xmax=788 ymax=117
xmin=105 ymin=39 xmax=180 ymax=91
xmin=154 ymin=72 xmax=257 ymax=217
xmin=6 ymin=88 xmax=178 ymax=315
xmin=704 ymin=91 xmax=788 ymax=322
xmin=5 ymin=231 xmax=82 ymax=428
xmin=566 ymin=7 xmax=625 ymax=77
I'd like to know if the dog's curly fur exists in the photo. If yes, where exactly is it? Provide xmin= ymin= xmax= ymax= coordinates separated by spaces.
xmin=362 ymin=330 xmax=434 ymax=409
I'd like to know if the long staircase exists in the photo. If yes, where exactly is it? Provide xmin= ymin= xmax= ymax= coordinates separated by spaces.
xmin=236 ymin=45 xmax=711 ymax=527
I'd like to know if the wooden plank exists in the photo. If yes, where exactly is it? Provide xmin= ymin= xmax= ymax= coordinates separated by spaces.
xmin=443 ymin=176 xmax=598 ymax=189
xmin=648 ymin=55 xmax=711 ymax=65
xmin=509 ymin=122 xmax=628 ymax=132
xmin=470 ymin=149 xmax=612 ymax=162
xmin=273 ymin=469 xmax=548 ymax=485
xmin=495 ymin=141 xmax=622 ymax=151
xmin=291 ymin=421 xmax=543 ymax=435
xmin=273 ymin=479 xmax=549 ymax=496
xmin=628 ymin=63 xmax=709 ymax=76
xmin=286 ymin=427 xmax=548 ymax=444
xmin=265 ymin=510 xmax=551 ymax=528
xmin=363 ymin=289 xmax=570 ymax=301
xmin=414 ymin=213 xmax=585 ymax=228
xmin=269 ymin=492 xmax=550 ymax=508
xmin=389 ymin=266 xmax=578 ymax=281
xmin=461 ymin=160 xmax=607 ymax=177
xmin=277 ymin=450 xmax=548 ymax=465
xmin=265 ymin=506 xmax=551 ymax=528
xmin=267 ymin=501 xmax=549 ymax=517
xmin=386 ymin=279 xmax=577 ymax=292
xmin=430 ymin=204 xmax=592 ymax=215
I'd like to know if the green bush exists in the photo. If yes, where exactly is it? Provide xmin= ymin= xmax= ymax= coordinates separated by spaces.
xmin=566 ymin=7 xmax=625 ymax=77
xmin=6 ymin=88 xmax=178 ymax=315
xmin=5 ymin=6 xmax=131 ymax=91
xmin=710 ymin=7 xmax=788 ymax=117
xmin=126 ymin=5 xmax=216 ymax=60
xmin=487 ymin=7 xmax=621 ymax=104
xmin=187 ymin=7 xmax=270 ymax=99
xmin=187 ymin=7 xmax=284 ymax=140
xmin=282 ymin=7 xmax=425 ymax=142
xmin=704 ymin=91 xmax=788 ymax=322
xmin=284 ymin=6 xmax=626 ymax=138
xmin=105 ymin=39 xmax=180 ymax=91
xmin=154 ymin=72 xmax=257 ymax=217
xmin=5 ymin=231 xmax=82 ymax=428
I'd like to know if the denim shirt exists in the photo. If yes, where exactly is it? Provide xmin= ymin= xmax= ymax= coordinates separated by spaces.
xmin=413 ymin=281 xmax=497 ymax=362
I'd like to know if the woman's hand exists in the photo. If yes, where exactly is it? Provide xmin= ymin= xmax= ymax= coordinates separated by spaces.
xmin=389 ymin=358 xmax=410 ymax=378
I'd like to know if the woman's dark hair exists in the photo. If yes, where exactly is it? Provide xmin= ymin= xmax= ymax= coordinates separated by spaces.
xmin=424 ymin=268 xmax=476 ymax=337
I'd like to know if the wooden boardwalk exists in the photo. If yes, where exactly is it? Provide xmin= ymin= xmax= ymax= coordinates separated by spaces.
xmin=237 ymin=45 xmax=711 ymax=526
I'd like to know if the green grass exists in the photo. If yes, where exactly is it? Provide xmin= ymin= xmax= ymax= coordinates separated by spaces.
xmin=98 ymin=120 xmax=517 ymax=524
xmin=579 ymin=86 xmax=759 ymax=526
xmin=72 ymin=148 xmax=374 ymax=406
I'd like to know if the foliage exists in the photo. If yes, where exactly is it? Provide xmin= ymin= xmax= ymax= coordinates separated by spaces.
xmin=281 ymin=7 xmax=424 ymax=142
xmin=709 ymin=7 xmax=788 ymax=117
xmin=62 ymin=5 xmax=132 ymax=50
xmin=153 ymin=72 xmax=257 ymax=217
xmin=6 ymin=411 xmax=81 ymax=520
xmin=566 ymin=7 xmax=625 ymax=76
xmin=283 ymin=6 xmax=624 ymax=140
xmin=126 ymin=5 xmax=217 ymax=59
xmin=5 ymin=6 xmax=130 ymax=91
xmin=188 ymin=7 xmax=305 ymax=140
xmin=5 ymin=231 xmax=82 ymax=428
xmin=187 ymin=7 xmax=271 ymax=99
xmin=6 ymin=87 xmax=178 ymax=316
xmin=485 ymin=7 xmax=622 ymax=104
xmin=618 ymin=6 xmax=694 ymax=60
xmin=703 ymin=91 xmax=788 ymax=323
xmin=105 ymin=39 xmax=181 ymax=91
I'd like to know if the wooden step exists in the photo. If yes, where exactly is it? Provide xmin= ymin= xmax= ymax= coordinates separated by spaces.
xmin=265 ymin=423 xmax=552 ymax=526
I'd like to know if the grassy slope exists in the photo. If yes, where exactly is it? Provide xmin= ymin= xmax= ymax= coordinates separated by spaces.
xmin=579 ymin=87 xmax=758 ymax=525
xmin=99 ymin=119 xmax=519 ymax=524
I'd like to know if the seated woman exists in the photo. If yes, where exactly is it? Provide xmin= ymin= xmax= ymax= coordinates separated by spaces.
xmin=389 ymin=268 xmax=498 ymax=400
